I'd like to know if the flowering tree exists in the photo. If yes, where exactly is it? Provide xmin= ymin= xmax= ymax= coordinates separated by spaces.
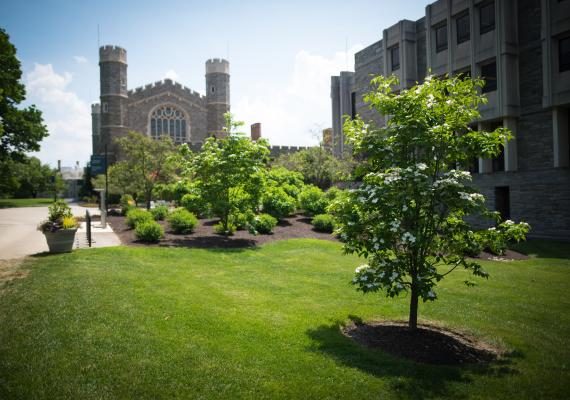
xmin=330 ymin=75 xmax=530 ymax=329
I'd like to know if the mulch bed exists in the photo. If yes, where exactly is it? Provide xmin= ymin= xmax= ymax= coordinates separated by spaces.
xmin=107 ymin=212 xmax=531 ymax=261
xmin=471 ymin=249 xmax=529 ymax=261
xmin=107 ymin=213 xmax=336 ymax=249
xmin=342 ymin=320 xmax=503 ymax=365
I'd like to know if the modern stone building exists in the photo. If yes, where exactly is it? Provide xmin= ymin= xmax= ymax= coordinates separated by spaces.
xmin=91 ymin=45 xmax=230 ymax=159
xmin=331 ymin=0 xmax=570 ymax=239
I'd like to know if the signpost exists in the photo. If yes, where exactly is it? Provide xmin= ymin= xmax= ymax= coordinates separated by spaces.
xmin=90 ymin=155 xmax=106 ymax=175
xmin=91 ymin=146 xmax=109 ymax=213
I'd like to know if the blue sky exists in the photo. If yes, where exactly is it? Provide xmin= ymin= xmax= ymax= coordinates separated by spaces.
xmin=1 ymin=0 xmax=429 ymax=166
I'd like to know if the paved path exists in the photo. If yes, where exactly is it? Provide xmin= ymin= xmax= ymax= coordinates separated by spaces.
xmin=0 ymin=204 xmax=121 ymax=260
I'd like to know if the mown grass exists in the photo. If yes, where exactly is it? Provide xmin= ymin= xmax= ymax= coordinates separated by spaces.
xmin=0 ymin=239 xmax=569 ymax=399
xmin=0 ymin=198 xmax=54 ymax=208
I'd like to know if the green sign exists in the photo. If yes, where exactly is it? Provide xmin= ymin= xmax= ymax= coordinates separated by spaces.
xmin=91 ymin=155 xmax=106 ymax=175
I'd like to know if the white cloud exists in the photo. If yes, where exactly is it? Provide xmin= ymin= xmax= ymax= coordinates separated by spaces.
xmin=73 ymin=55 xmax=88 ymax=64
xmin=234 ymin=45 xmax=363 ymax=146
xmin=26 ymin=63 xmax=92 ymax=167
xmin=163 ymin=69 xmax=180 ymax=81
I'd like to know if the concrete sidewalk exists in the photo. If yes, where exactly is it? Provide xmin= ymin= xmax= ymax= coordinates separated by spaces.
xmin=0 ymin=204 xmax=121 ymax=260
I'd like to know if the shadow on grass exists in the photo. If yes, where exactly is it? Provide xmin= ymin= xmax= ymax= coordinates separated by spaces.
xmin=306 ymin=317 xmax=521 ymax=400
xmin=511 ymin=239 xmax=570 ymax=260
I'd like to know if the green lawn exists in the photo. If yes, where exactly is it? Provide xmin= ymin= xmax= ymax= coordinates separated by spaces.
xmin=0 ymin=198 xmax=54 ymax=208
xmin=0 ymin=239 xmax=569 ymax=399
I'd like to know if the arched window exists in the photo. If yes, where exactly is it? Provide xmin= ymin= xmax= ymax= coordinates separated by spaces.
xmin=149 ymin=105 xmax=187 ymax=143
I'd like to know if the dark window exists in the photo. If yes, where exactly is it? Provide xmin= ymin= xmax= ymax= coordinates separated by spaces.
xmin=481 ymin=62 xmax=497 ymax=93
xmin=479 ymin=2 xmax=495 ymax=34
xmin=455 ymin=67 xmax=471 ymax=78
xmin=560 ymin=35 xmax=570 ymax=72
xmin=435 ymin=24 xmax=448 ymax=52
xmin=391 ymin=46 xmax=400 ymax=71
xmin=467 ymin=157 xmax=480 ymax=174
xmin=351 ymin=92 xmax=356 ymax=119
xmin=492 ymin=147 xmax=505 ymax=172
xmin=456 ymin=13 xmax=470 ymax=44
xmin=211 ymin=86 xmax=216 ymax=93
xmin=494 ymin=186 xmax=510 ymax=221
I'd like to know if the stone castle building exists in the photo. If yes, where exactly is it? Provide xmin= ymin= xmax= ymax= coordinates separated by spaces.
xmin=331 ymin=0 xmax=570 ymax=239
xmin=91 ymin=45 xmax=230 ymax=159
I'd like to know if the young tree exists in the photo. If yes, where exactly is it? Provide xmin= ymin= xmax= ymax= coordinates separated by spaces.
xmin=273 ymin=146 xmax=353 ymax=189
xmin=330 ymin=75 xmax=529 ymax=329
xmin=115 ymin=131 xmax=177 ymax=209
xmin=184 ymin=113 xmax=269 ymax=234
xmin=0 ymin=28 xmax=48 ymax=161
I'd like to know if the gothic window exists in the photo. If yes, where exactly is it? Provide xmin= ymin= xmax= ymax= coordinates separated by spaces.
xmin=150 ymin=105 xmax=187 ymax=143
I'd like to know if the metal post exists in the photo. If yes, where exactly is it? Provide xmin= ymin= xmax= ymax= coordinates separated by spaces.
xmin=100 ymin=189 xmax=107 ymax=229
xmin=86 ymin=210 xmax=92 ymax=247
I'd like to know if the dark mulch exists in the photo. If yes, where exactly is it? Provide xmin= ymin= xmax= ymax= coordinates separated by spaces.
xmin=107 ymin=213 xmax=337 ymax=249
xmin=471 ymin=249 xmax=529 ymax=261
xmin=342 ymin=320 xmax=502 ymax=365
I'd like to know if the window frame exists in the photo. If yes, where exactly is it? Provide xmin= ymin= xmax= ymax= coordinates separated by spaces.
xmin=480 ymin=61 xmax=497 ymax=93
xmin=149 ymin=105 xmax=188 ymax=143
xmin=435 ymin=23 xmax=448 ymax=53
xmin=391 ymin=46 xmax=400 ymax=71
xmin=456 ymin=12 xmax=470 ymax=44
xmin=479 ymin=2 xmax=495 ymax=35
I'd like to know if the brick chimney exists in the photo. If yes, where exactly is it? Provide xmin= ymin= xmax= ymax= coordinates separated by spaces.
xmin=251 ymin=123 xmax=261 ymax=141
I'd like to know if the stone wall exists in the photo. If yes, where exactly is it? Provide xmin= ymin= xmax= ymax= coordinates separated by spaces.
xmin=125 ymin=79 xmax=207 ymax=144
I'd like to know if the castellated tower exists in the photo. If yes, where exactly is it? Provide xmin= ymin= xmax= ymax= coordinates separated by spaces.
xmin=99 ymin=45 xmax=128 ymax=159
xmin=205 ymin=59 xmax=230 ymax=138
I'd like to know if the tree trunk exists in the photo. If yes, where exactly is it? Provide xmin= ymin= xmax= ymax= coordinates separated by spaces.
xmin=409 ymin=282 xmax=419 ymax=330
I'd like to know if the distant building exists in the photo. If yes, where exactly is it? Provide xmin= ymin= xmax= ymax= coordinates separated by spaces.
xmin=331 ymin=0 xmax=570 ymax=239
xmin=91 ymin=45 xmax=230 ymax=161
xmin=59 ymin=161 xmax=84 ymax=199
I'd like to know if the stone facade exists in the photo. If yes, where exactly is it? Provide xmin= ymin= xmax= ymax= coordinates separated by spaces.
xmin=330 ymin=0 xmax=570 ymax=239
xmin=92 ymin=46 xmax=230 ymax=160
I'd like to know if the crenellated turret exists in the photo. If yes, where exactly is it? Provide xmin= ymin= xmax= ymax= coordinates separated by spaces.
xmin=205 ymin=58 xmax=230 ymax=138
xmin=98 ymin=45 xmax=128 ymax=159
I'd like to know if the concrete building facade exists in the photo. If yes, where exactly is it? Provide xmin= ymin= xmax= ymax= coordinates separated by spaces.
xmin=331 ymin=0 xmax=570 ymax=239
xmin=92 ymin=45 xmax=230 ymax=160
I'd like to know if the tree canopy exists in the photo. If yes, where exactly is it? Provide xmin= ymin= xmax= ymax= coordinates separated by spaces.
xmin=0 ymin=28 xmax=48 ymax=161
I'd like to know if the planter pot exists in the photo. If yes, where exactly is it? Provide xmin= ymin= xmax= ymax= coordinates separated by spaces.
xmin=43 ymin=228 xmax=78 ymax=253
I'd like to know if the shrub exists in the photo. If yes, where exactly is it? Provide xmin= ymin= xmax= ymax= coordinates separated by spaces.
xmin=48 ymin=200 xmax=72 ymax=222
xmin=250 ymin=213 xmax=277 ymax=234
xmin=180 ymin=193 xmax=209 ymax=218
xmin=299 ymin=185 xmax=329 ymax=215
xmin=120 ymin=194 xmax=135 ymax=215
xmin=167 ymin=208 xmax=198 ymax=234
xmin=214 ymin=221 xmax=235 ymax=236
xmin=312 ymin=214 xmax=336 ymax=233
xmin=262 ymin=187 xmax=296 ymax=220
xmin=134 ymin=220 xmax=164 ymax=242
xmin=324 ymin=186 xmax=343 ymax=201
xmin=233 ymin=210 xmax=255 ymax=230
xmin=150 ymin=205 xmax=169 ymax=221
xmin=477 ymin=219 xmax=531 ymax=255
xmin=125 ymin=208 xmax=153 ymax=229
